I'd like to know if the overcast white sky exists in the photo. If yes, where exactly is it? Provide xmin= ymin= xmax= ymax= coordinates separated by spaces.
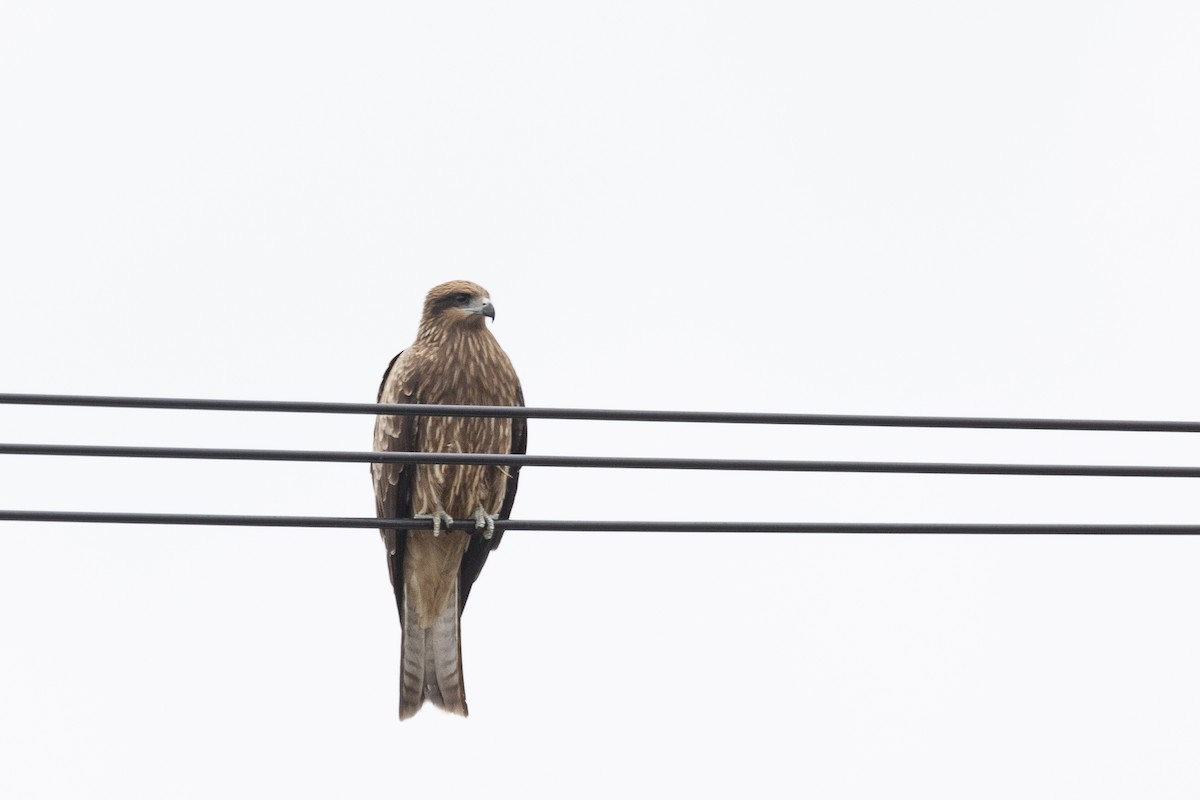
xmin=3 ymin=1 xmax=1200 ymax=798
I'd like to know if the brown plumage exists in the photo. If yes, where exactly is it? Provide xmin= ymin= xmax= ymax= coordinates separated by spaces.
xmin=372 ymin=280 xmax=525 ymax=719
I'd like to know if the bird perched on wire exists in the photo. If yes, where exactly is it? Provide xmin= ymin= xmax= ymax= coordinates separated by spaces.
xmin=372 ymin=280 xmax=526 ymax=719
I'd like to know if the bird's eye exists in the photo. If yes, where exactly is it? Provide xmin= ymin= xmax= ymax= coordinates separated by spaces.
xmin=453 ymin=293 xmax=470 ymax=304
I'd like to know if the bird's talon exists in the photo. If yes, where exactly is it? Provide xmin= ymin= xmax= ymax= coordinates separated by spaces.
xmin=415 ymin=508 xmax=455 ymax=537
xmin=472 ymin=506 xmax=499 ymax=539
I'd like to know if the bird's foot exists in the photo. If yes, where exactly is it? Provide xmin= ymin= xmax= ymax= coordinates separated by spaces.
xmin=473 ymin=505 xmax=499 ymax=540
xmin=415 ymin=507 xmax=455 ymax=537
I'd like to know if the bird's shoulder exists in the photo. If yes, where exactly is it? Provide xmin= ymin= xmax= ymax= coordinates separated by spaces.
xmin=376 ymin=346 xmax=428 ymax=404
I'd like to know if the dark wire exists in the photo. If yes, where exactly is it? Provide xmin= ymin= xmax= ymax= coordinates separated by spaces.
xmin=6 ymin=393 xmax=1200 ymax=535
xmin=2 ymin=510 xmax=1200 ymax=534
xmin=3 ymin=391 xmax=1200 ymax=432
xmin=3 ymin=442 xmax=1200 ymax=478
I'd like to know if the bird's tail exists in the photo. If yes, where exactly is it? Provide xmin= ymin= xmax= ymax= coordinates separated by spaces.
xmin=399 ymin=579 xmax=467 ymax=719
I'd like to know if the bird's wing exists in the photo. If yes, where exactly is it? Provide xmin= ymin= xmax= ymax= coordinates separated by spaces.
xmin=458 ymin=381 xmax=525 ymax=612
xmin=373 ymin=349 xmax=420 ymax=618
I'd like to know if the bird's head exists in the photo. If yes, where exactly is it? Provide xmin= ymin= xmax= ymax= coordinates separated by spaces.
xmin=421 ymin=280 xmax=496 ymax=330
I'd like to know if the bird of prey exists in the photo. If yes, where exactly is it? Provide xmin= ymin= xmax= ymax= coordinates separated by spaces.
xmin=372 ymin=280 xmax=526 ymax=719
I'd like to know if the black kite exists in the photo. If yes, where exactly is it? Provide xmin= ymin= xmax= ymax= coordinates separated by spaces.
xmin=372 ymin=280 xmax=525 ymax=719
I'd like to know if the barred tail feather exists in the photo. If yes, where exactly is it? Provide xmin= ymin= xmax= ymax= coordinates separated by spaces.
xmin=399 ymin=580 xmax=468 ymax=719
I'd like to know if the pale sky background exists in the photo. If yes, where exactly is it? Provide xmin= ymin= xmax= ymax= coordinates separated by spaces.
xmin=2 ymin=2 xmax=1200 ymax=798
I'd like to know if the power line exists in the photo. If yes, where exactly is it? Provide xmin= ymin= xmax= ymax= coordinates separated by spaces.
xmin=4 ymin=391 xmax=1200 ymax=432
xmin=2 ymin=510 xmax=1200 ymax=534
xmin=2 ymin=441 xmax=1200 ymax=478
xmin=6 ymin=393 xmax=1200 ymax=535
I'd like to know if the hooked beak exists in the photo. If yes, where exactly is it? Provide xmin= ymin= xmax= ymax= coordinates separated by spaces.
xmin=481 ymin=300 xmax=495 ymax=320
